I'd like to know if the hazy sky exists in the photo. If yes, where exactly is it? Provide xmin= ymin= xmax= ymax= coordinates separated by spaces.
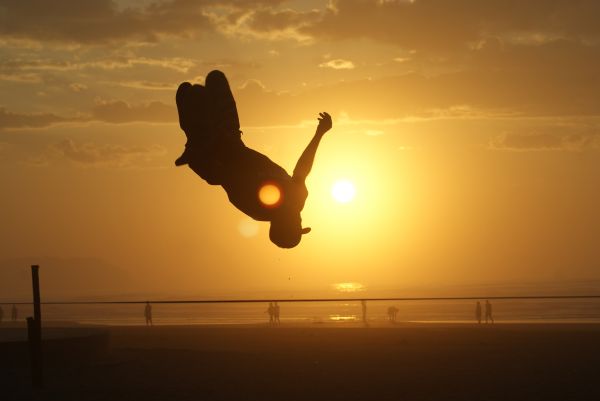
xmin=1 ymin=0 xmax=599 ymax=299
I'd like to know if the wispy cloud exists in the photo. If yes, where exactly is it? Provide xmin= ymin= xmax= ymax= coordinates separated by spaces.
xmin=0 ymin=99 xmax=177 ymax=130
xmin=0 ymin=107 xmax=77 ymax=129
xmin=69 ymin=83 xmax=88 ymax=92
xmin=91 ymin=100 xmax=176 ymax=124
xmin=0 ymin=57 xmax=197 ymax=73
xmin=0 ymin=0 xmax=214 ymax=44
xmin=319 ymin=58 xmax=355 ymax=70
xmin=52 ymin=138 xmax=167 ymax=168
xmin=490 ymin=132 xmax=600 ymax=152
xmin=0 ymin=72 xmax=42 ymax=83
xmin=110 ymin=81 xmax=177 ymax=91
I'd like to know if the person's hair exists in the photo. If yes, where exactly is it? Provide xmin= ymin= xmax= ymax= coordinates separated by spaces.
xmin=269 ymin=214 xmax=311 ymax=249
xmin=269 ymin=220 xmax=302 ymax=249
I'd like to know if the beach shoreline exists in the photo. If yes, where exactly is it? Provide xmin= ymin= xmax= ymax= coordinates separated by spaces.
xmin=3 ymin=323 xmax=600 ymax=401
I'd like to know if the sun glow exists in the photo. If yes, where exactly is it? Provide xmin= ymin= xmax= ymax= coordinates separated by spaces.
xmin=238 ymin=217 xmax=259 ymax=238
xmin=258 ymin=182 xmax=282 ymax=207
xmin=333 ymin=282 xmax=365 ymax=292
xmin=331 ymin=179 xmax=356 ymax=203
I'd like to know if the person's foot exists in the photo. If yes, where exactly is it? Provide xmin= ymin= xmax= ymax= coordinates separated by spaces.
xmin=174 ymin=146 xmax=191 ymax=166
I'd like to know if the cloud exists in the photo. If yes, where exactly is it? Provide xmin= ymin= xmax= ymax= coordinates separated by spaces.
xmin=303 ymin=0 xmax=600 ymax=51
xmin=490 ymin=132 xmax=600 ymax=151
xmin=91 ymin=99 xmax=176 ymax=123
xmin=0 ymin=0 xmax=214 ymax=44
xmin=231 ymin=68 xmax=600 ymax=126
xmin=52 ymin=138 xmax=167 ymax=167
xmin=239 ymin=79 xmax=267 ymax=91
xmin=5 ymin=62 xmax=600 ymax=133
xmin=0 ymin=56 xmax=197 ymax=74
xmin=0 ymin=0 xmax=288 ymax=45
xmin=236 ymin=7 xmax=320 ymax=41
xmin=3 ymin=1 xmax=600 ymax=126
xmin=0 ymin=99 xmax=177 ymax=130
xmin=4 ymin=65 xmax=600 ymax=134
xmin=319 ymin=59 xmax=355 ymax=70
xmin=69 ymin=83 xmax=88 ymax=92
xmin=0 ymin=72 xmax=42 ymax=83
xmin=2 ymin=0 xmax=599 ymax=51
xmin=0 ymin=107 xmax=75 ymax=129
xmin=114 ymin=81 xmax=176 ymax=91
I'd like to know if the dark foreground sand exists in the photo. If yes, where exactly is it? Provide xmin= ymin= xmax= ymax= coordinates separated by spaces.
xmin=3 ymin=323 xmax=600 ymax=401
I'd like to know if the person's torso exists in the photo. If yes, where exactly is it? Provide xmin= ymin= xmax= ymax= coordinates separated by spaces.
xmin=221 ymin=147 xmax=308 ymax=221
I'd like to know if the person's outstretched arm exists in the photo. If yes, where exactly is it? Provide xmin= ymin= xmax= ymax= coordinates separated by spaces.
xmin=292 ymin=112 xmax=332 ymax=183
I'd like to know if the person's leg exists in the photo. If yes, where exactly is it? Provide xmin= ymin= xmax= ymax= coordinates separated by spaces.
xmin=176 ymin=83 xmax=214 ymax=141
xmin=205 ymin=70 xmax=242 ymax=147
xmin=176 ymin=81 xmax=232 ymax=184
xmin=181 ymin=71 xmax=245 ymax=183
xmin=175 ymin=83 xmax=218 ymax=163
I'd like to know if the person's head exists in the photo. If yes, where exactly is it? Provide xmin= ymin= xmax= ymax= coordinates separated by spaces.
xmin=269 ymin=213 xmax=311 ymax=249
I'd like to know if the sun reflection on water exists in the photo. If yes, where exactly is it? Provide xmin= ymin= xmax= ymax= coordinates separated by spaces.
xmin=329 ymin=314 xmax=358 ymax=321
xmin=333 ymin=282 xmax=366 ymax=293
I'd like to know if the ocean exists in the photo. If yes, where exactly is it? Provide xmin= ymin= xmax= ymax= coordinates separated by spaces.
xmin=4 ymin=298 xmax=600 ymax=326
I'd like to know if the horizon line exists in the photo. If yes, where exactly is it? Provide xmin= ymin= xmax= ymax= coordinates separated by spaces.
xmin=3 ymin=294 xmax=600 ymax=305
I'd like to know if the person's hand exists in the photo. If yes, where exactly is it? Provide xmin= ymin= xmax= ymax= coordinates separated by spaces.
xmin=316 ymin=112 xmax=332 ymax=135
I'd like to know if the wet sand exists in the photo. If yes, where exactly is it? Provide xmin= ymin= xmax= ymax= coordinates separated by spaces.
xmin=3 ymin=323 xmax=600 ymax=401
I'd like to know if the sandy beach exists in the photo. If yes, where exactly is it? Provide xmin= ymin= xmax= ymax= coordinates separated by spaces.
xmin=2 ymin=322 xmax=600 ymax=401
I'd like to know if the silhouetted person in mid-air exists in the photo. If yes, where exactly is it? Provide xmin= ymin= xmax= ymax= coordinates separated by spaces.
xmin=475 ymin=301 xmax=482 ymax=324
xmin=387 ymin=306 xmax=399 ymax=323
xmin=485 ymin=300 xmax=494 ymax=324
xmin=11 ymin=304 xmax=18 ymax=322
xmin=175 ymin=70 xmax=333 ymax=248
xmin=144 ymin=301 xmax=153 ymax=326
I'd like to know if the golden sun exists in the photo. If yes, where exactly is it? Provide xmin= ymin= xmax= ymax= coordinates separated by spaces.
xmin=331 ymin=179 xmax=356 ymax=203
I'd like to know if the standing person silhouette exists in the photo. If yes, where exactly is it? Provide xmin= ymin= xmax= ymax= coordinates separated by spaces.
xmin=387 ymin=306 xmax=398 ymax=323
xmin=274 ymin=302 xmax=281 ymax=326
xmin=144 ymin=301 xmax=153 ymax=326
xmin=485 ymin=300 xmax=494 ymax=324
xmin=266 ymin=302 xmax=274 ymax=326
xmin=361 ymin=300 xmax=368 ymax=326
xmin=475 ymin=301 xmax=482 ymax=324
xmin=11 ymin=304 xmax=18 ymax=322
xmin=175 ymin=70 xmax=333 ymax=248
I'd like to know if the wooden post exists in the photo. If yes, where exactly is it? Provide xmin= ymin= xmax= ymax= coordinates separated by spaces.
xmin=28 ymin=265 xmax=43 ymax=388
